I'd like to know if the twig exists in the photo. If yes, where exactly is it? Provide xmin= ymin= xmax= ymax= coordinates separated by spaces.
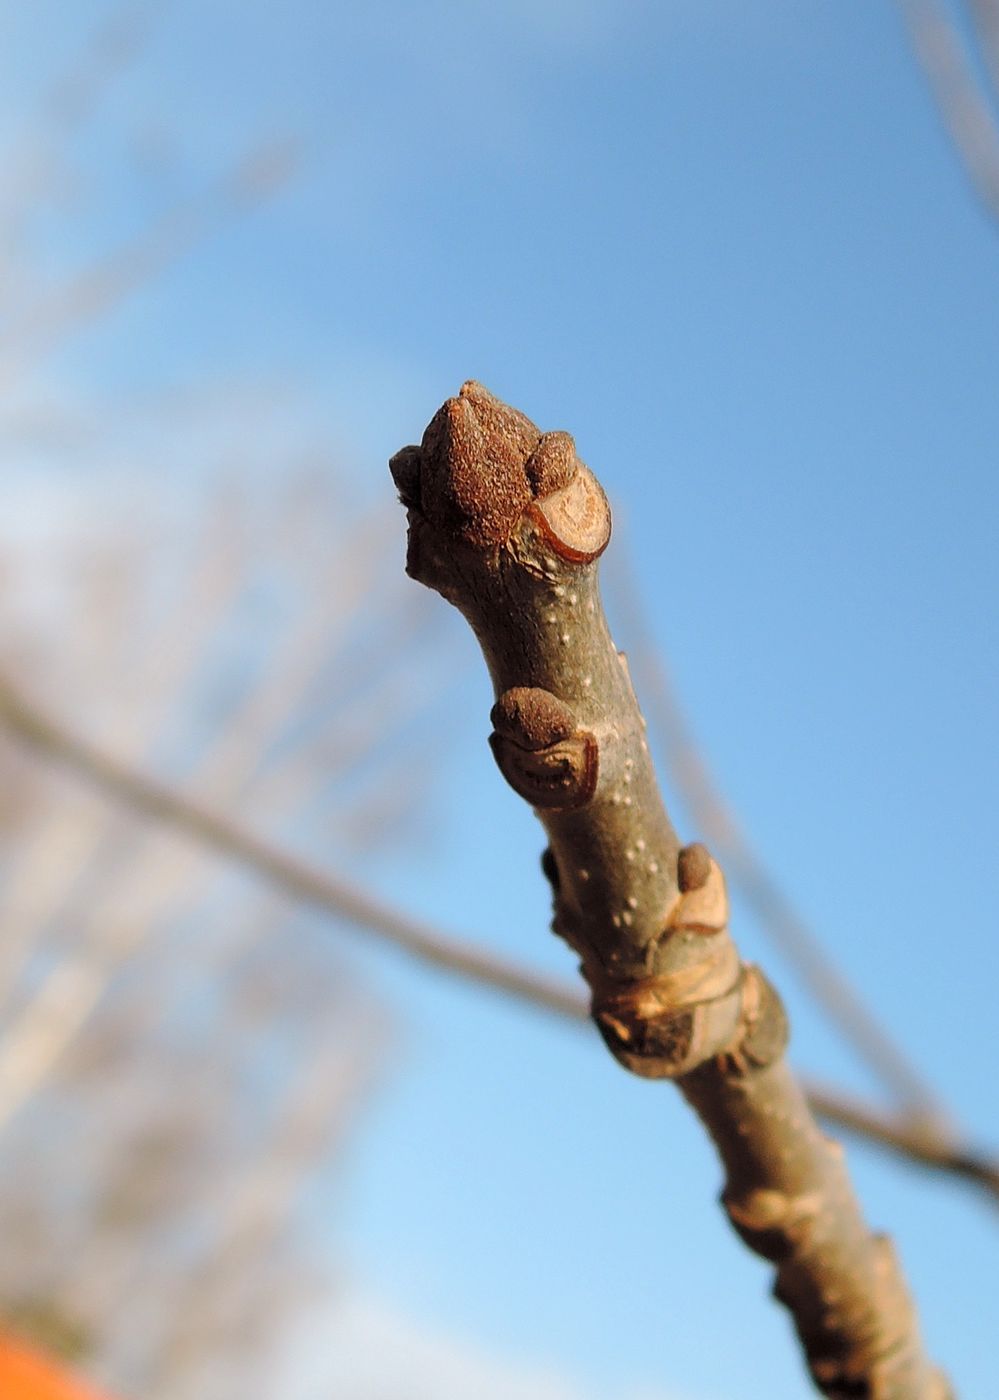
xmin=0 ymin=674 xmax=586 ymax=1022
xmin=0 ymin=672 xmax=995 ymax=1208
xmin=0 ymin=509 xmax=397 ymax=1124
xmin=608 ymin=551 xmax=948 ymax=1125
xmin=0 ymin=2 xmax=157 ymax=248
xmin=0 ymin=140 xmax=297 ymax=391
xmin=896 ymin=0 xmax=999 ymax=226
xmin=803 ymin=1079 xmax=999 ymax=1199
xmin=968 ymin=0 xmax=999 ymax=98
xmin=146 ymin=1025 xmax=381 ymax=1394
xmin=0 ymin=494 xmax=254 ymax=1000
xmin=390 ymin=382 xmax=951 ymax=1397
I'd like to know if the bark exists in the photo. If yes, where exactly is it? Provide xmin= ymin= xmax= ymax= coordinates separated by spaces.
xmin=609 ymin=556 xmax=946 ymax=1124
xmin=3 ymin=676 xmax=995 ymax=1201
xmin=391 ymin=381 xmax=951 ymax=1400
xmin=3 ymin=674 xmax=996 ymax=1204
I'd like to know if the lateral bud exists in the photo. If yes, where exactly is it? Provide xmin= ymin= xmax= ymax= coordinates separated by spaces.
xmin=540 ymin=845 xmax=561 ymax=891
xmin=666 ymin=844 xmax=729 ymax=936
xmin=489 ymin=686 xmax=598 ymax=810
xmin=388 ymin=443 xmax=423 ymax=510
xmin=723 ymin=1186 xmax=822 ymax=1263
xmin=524 ymin=430 xmax=578 ymax=498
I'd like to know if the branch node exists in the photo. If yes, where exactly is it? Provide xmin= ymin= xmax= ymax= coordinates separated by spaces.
xmin=589 ymin=942 xmax=743 ymax=1079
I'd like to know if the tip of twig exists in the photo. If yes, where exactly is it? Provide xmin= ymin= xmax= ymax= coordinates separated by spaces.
xmin=392 ymin=383 xmax=610 ymax=570
xmin=415 ymin=381 xmax=540 ymax=548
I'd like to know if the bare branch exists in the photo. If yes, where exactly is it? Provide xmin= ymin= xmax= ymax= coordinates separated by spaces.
xmin=0 ymin=672 xmax=586 ymax=1024
xmin=968 ymin=0 xmax=999 ymax=97
xmin=145 ymin=1024 xmax=380 ymax=1397
xmin=0 ymin=505 xmax=401 ymax=1124
xmin=0 ymin=2 xmax=158 ymax=251
xmin=897 ymin=0 xmax=999 ymax=227
xmin=391 ymin=382 xmax=952 ymax=1398
xmin=1 ymin=662 xmax=995 ymax=1209
xmin=803 ymin=1080 xmax=999 ymax=1199
xmin=0 ymin=496 xmax=254 ymax=1001
xmin=0 ymin=139 xmax=298 ymax=391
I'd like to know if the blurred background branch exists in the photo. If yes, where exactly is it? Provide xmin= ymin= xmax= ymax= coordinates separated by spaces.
xmin=607 ymin=551 xmax=949 ymax=1128
xmin=0 ymin=12 xmax=446 ymax=1393
xmin=0 ymin=468 xmax=450 ymax=1398
xmin=2 ymin=670 xmax=997 ymax=1207
xmin=897 ymin=0 xmax=999 ymax=226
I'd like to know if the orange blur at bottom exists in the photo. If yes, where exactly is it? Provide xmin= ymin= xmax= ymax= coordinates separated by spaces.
xmin=0 ymin=1337 xmax=114 ymax=1400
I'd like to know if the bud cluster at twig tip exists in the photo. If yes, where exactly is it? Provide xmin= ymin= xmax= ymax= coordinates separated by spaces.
xmin=389 ymin=380 xmax=611 ymax=564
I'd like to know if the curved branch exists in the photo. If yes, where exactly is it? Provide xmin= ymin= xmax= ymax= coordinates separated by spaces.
xmin=391 ymin=382 xmax=951 ymax=1399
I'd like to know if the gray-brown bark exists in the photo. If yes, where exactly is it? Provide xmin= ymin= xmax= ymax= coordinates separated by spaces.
xmin=391 ymin=380 xmax=951 ymax=1400
xmin=5 ymin=675 xmax=997 ymax=1202
xmin=3 ymin=672 xmax=996 ymax=1202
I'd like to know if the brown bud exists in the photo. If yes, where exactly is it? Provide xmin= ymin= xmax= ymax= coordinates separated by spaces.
xmin=388 ymin=444 xmax=423 ymax=510
xmin=525 ymin=431 xmax=578 ymax=498
xmin=666 ymin=848 xmax=728 ymax=936
xmin=677 ymin=842 xmax=712 ymax=893
xmin=418 ymin=381 xmax=540 ymax=549
xmin=540 ymin=846 xmax=561 ymax=891
xmin=490 ymin=687 xmax=577 ymax=751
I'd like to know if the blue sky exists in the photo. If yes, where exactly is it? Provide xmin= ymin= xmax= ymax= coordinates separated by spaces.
xmin=4 ymin=2 xmax=998 ymax=1397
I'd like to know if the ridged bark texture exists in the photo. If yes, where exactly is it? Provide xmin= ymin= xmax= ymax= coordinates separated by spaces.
xmin=390 ymin=381 xmax=951 ymax=1400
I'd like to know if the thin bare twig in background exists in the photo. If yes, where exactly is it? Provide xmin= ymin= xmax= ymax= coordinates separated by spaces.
xmin=0 ymin=478 xmax=425 ymax=1389
xmin=0 ymin=2 xmax=294 ymax=384
xmin=0 ymin=3 xmax=159 ymax=269
xmin=2 ymin=672 xmax=996 ymax=1204
xmin=0 ymin=673 xmax=587 ymax=1024
xmin=608 ymin=552 xmax=948 ymax=1126
xmin=968 ymin=0 xmax=999 ymax=97
xmin=897 ymin=0 xmax=999 ymax=226
xmin=0 ymin=504 xmax=403 ymax=1127
xmin=0 ymin=140 xmax=298 ymax=393
xmin=803 ymin=1079 xmax=999 ymax=1198
xmin=0 ymin=497 xmax=254 ymax=999
xmin=0 ymin=18 xmax=384 ymax=1391
xmin=143 ymin=1024 xmax=382 ymax=1399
